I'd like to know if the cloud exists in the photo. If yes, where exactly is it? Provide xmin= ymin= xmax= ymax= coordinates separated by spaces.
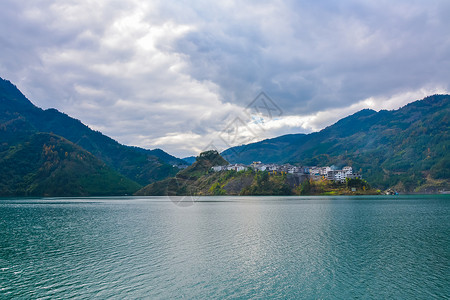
xmin=175 ymin=0 xmax=450 ymax=110
xmin=0 ymin=0 xmax=449 ymax=157
xmin=259 ymin=85 xmax=450 ymax=135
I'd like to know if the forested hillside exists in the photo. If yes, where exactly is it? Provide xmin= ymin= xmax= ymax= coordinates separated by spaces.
xmin=136 ymin=151 xmax=378 ymax=196
xmin=0 ymin=132 xmax=140 ymax=196
xmin=222 ymin=95 xmax=449 ymax=192
xmin=0 ymin=77 xmax=182 ymax=186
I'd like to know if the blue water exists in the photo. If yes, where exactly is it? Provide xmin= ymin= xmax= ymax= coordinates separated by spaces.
xmin=0 ymin=195 xmax=449 ymax=299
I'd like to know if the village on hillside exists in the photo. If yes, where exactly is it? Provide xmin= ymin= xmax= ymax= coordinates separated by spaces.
xmin=211 ymin=161 xmax=362 ymax=183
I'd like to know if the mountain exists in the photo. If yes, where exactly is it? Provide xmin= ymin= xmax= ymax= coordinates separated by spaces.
xmin=181 ymin=156 xmax=196 ymax=165
xmin=0 ymin=78 xmax=184 ymax=186
xmin=136 ymin=150 xmax=229 ymax=196
xmin=222 ymin=95 xmax=450 ymax=192
xmin=0 ymin=132 xmax=140 ymax=196
xmin=135 ymin=150 xmax=378 ymax=196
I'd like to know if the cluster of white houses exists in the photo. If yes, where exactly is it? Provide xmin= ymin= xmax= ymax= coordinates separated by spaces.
xmin=211 ymin=162 xmax=361 ymax=183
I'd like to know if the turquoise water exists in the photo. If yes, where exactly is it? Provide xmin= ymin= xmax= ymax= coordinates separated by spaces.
xmin=0 ymin=195 xmax=449 ymax=299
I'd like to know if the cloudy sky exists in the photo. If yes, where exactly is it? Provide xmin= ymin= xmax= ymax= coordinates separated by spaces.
xmin=1 ymin=0 xmax=449 ymax=157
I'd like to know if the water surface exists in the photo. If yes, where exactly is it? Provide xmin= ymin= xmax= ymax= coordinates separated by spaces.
xmin=1 ymin=195 xmax=449 ymax=299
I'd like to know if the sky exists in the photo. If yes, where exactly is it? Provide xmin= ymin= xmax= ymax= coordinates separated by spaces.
xmin=1 ymin=0 xmax=449 ymax=158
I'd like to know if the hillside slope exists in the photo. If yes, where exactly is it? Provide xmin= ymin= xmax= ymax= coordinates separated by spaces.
xmin=135 ymin=150 xmax=291 ymax=196
xmin=0 ymin=78 xmax=183 ymax=185
xmin=0 ymin=132 xmax=141 ymax=196
xmin=135 ymin=151 xmax=378 ymax=196
xmin=222 ymin=95 xmax=450 ymax=192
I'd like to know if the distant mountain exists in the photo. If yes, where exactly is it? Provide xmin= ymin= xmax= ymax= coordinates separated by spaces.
xmin=0 ymin=78 xmax=184 ymax=186
xmin=182 ymin=156 xmax=196 ymax=165
xmin=0 ymin=132 xmax=140 ymax=196
xmin=222 ymin=95 xmax=450 ymax=192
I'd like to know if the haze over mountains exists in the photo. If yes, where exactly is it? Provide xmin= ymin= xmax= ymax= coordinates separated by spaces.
xmin=0 ymin=77 xmax=448 ymax=195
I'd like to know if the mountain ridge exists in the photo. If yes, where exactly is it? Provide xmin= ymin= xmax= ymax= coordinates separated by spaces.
xmin=1 ymin=77 xmax=448 ymax=195
xmin=222 ymin=95 xmax=449 ymax=192
xmin=0 ymin=77 xmax=183 ymax=186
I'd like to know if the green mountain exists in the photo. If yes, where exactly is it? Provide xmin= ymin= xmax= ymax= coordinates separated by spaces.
xmin=0 ymin=78 xmax=184 ymax=186
xmin=222 ymin=95 xmax=449 ymax=193
xmin=136 ymin=150 xmax=378 ymax=196
xmin=181 ymin=156 xmax=196 ymax=165
xmin=136 ymin=150 xmax=228 ymax=196
xmin=0 ymin=132 xmax=140 ymax=196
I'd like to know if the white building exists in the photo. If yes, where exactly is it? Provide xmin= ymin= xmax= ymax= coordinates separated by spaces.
xmin=226 ymin=164 xmax=248 ymax=172
xmin=287 ymin=166 xmax=303 ymax=174
xmin=251 ymin=161 xmax=267 ymax=171
xmin=211 ymin=165 xmax=226 ymax=172
xmin=257 ymin=165 xmax=267 ymax=171
xmin=343 ymin=166 xmax=352 ymax=175
xmin=267 ymin=164 xmax=278 ymax=171
xmin=335 ymin=171 xmax=346 ymax=182
xmin=309 ymin=167 xmax=320 ymax=175
xmin=320 ymin=167 xmax=332 ymax=176
xmin=325 ymin=166 xmax=359 ymax=182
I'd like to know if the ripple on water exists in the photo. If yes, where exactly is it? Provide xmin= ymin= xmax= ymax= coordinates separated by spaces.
xmin=0 ymin=196 xmax=449 ymax=299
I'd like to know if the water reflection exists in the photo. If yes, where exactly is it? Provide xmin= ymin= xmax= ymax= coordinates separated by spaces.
xmin=0 ymin=196 xmax=448 ymax=299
